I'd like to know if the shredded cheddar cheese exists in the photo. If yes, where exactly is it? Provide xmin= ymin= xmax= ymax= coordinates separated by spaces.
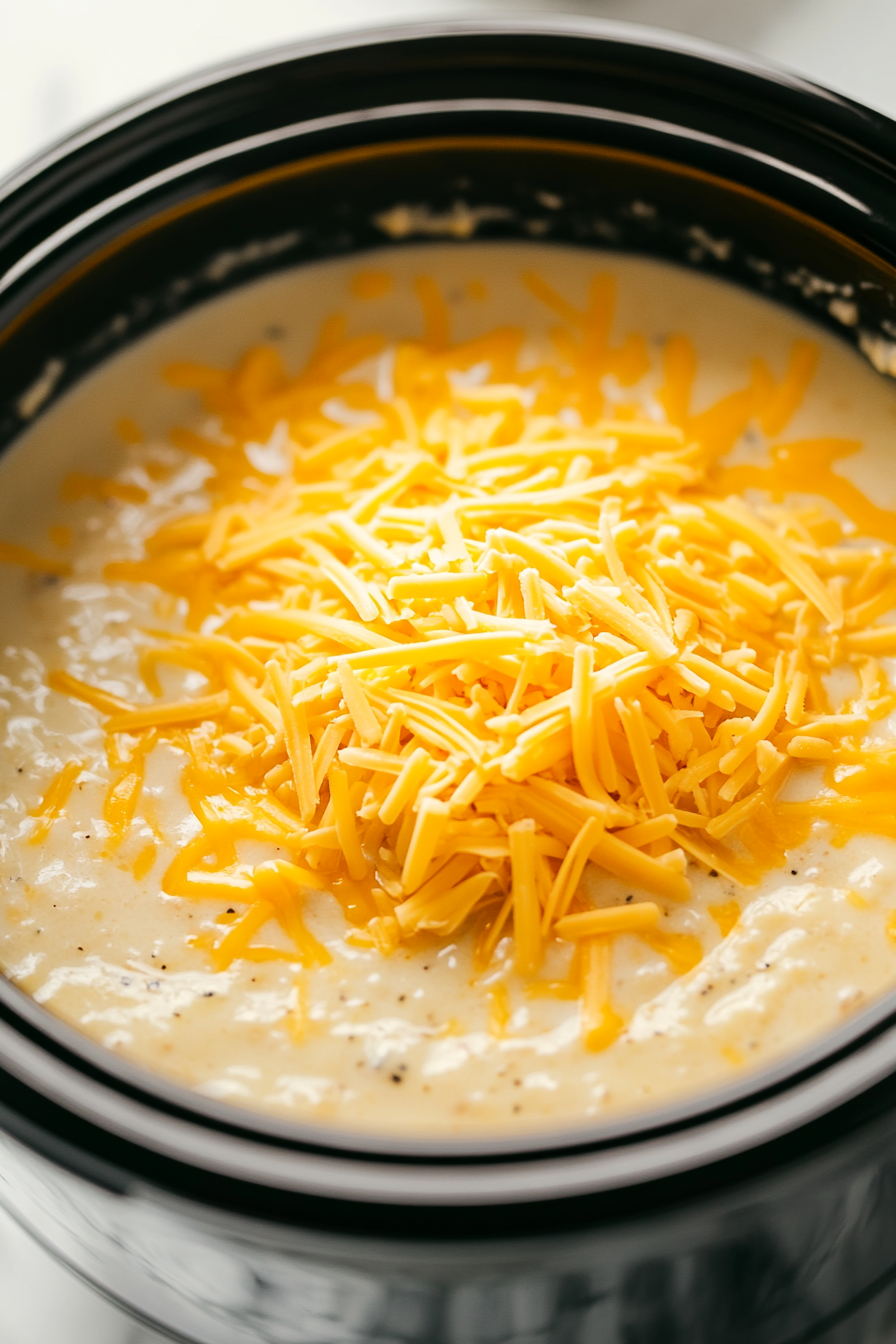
xmin=29 ymin=270 xmax=896 ymax=1054
xmin=28 ymin=760 xmax=85 ymax=845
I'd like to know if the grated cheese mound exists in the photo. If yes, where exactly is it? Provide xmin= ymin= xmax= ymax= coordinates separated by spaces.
xmin=30 ymin=270 xmax=896 ymax=1053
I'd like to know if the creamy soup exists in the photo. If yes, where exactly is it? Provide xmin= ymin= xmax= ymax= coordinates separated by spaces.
xmin=2 ymin=243 xmax=896 ymax=1135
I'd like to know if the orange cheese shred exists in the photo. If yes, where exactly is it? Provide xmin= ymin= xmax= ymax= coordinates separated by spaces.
xmin=37 ymin=267 xmax=896 ymax=1024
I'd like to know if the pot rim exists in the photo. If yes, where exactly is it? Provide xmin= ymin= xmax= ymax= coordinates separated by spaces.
xmin=0 ymin=13 xmax=852 ymax=206
xmin=4 ymin=965 xmax=896 ymax=1205
xmin=0 ymin=99 xmax=875 ymax=308
xmin=3 ymin=15 xmax=896 ymax=1205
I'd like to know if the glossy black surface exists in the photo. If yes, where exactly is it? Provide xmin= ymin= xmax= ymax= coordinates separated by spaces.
xmin=4 ymin=18 xmax=896 ymax=1342
xmin=5 ymin=1079 xmax=896 ymax=1342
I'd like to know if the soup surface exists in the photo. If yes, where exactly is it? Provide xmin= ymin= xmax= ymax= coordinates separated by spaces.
xmin=2 ymin=243 xmax=896 ymax=1135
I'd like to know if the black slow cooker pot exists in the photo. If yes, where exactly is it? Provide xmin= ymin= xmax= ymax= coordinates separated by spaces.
xmin=4 ymin=19 xmax=896 ymax=1343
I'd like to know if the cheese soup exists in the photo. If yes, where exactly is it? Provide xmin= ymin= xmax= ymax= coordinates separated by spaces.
xmin=2 ymin=244 xmax=896 ymax=1133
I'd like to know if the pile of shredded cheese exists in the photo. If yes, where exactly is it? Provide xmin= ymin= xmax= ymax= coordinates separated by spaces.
xmin=27 ymin=269 xmax=896 ymax=1052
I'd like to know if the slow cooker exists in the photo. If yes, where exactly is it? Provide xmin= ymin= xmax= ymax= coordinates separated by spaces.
xmin=3 ymin=18 xmax=896 ymax=1342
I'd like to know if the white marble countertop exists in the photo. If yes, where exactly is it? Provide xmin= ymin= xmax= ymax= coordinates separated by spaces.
xmin=0 ymin=1201 xmax=162 ymax=1343
xmin=0 ymin=1 xmax=891 ymax=1340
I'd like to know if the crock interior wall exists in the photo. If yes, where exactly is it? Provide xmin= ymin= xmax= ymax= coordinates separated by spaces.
xmin=3 ymin=136 xmax=896 ymax=451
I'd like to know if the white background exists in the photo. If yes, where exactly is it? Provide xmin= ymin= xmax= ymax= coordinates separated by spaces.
xmin=0 ymin=1 xmax=894 ymax=1340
